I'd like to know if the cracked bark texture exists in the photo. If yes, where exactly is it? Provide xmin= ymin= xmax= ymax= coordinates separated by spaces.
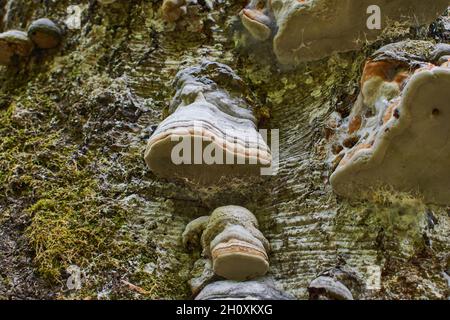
xmin=0 ymin=0 xmax=449 ymax=299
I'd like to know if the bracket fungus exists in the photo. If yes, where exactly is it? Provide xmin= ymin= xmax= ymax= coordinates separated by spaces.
xmin=330 ymin=41 xmax=450 ymax=204
xmin=308 ymin=267 xmax=363 ymax=300
xmin=28 ymin=18 xmax=62 ymax=49
xmin=182 ymin=215 xmax=210 ymax=251
xmin=240 ymin=0 xmax=449 ymax=64
xmin=430 ymin=43 xmax=450 ymax=64
xmin=239 ymin=0 xmax=275 ymax=42
xmin=144 ymin=61 xmax=271 ymax=184
xmin=195 ymin=278 xmax=293 ymax=300
xmin=0 ymin=30 xmax=33 ymax=66
xmin=183 ymin=206 xmax=270 ymax=282
xmin=308 ymin=276 xmax=354 ymax=300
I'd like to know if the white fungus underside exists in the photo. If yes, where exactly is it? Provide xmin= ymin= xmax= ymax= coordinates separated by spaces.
xmin=331 ymin=67 xmax=450 ymax=204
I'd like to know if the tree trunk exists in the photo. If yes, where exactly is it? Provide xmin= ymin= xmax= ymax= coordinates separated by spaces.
xmin=0 ymin=0 xmax=448 ymax=299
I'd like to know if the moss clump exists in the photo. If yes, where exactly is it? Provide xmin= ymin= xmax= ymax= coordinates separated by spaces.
xmin=25 ymin=174 xmax=125 ymax=282
xmin=0 ymin=88 xmax=136 ymax=292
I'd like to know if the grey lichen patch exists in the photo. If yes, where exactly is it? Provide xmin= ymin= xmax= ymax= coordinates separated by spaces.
xmin=182 ymin=205 xmax=271 ymax=291
xmin=333 ymin=189 xmax=450 ymax=298
xmin=335 ymin=189 xmax=426 ymax=252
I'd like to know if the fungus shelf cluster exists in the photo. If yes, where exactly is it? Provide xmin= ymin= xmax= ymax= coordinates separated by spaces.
xmin=143 ymin=57 xmax=361 ymax=298
xmin=182 ymin=206 xmax=287 ymax=300
xmin=307 ymin=267 xmax=363 ymax=300
xmin=0 ymin=18 xmax=62 ymax=66
xmin=239 ymin=0 xmax=449 ymax=64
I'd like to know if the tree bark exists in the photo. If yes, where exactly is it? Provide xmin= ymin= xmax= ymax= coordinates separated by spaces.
xmin=0 ymin=0 xmax=448 ymax=299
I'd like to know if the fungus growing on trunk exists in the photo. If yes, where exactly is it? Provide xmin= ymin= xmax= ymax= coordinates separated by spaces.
xmin=239 ymin=0 xmax=274 ymax=41
xmin=330 ymin=41 xmax=450 ymax=204
xmin=239 ymin=0 xmax=448 ymax=65
xmin=28 ymin=18 xmax=62 ymax=49
xmin=182 ymin=216 xmax=210 ymax=250
xmin=195 ymin=278 xmax=293 ymax=300
xmin=0 ymin=30 xmax=33 ymax=65
xmin=308 ymin=276 xmax=354 ymax=300
xmin=144 ymin=61 xmax=271 ymax=184
xmin=161 ymin=0 xmax=186 ymax=23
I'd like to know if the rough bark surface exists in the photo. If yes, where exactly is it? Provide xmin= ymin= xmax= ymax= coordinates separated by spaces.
xmin=0 ymin=0 xmax=449 ymax=299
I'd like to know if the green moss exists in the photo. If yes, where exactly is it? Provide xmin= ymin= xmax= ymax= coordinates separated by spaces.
xmin=26 ymin=175 xmax=110 ymax=281
xmin=126 ymin=269 xmax=191 ymax=300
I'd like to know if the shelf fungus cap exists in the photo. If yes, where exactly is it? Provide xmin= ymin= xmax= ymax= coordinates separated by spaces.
xmin=28 ymin=18 xmax=62 ymax=49
xmin=0 ymin=30 xmax=33 ymax=65
xmin=144 ymin=61 xmax=272 ymax=184
xmin=330 ymin=43 xmax=450 ymax=204
xmin=195 ymin=278 xmax=294 ymax=300
xmin=308 ymin=276 xmax=354 ymax=300
xmin=200 ymin=205 xmax=270 ymax=281
xmin=211 ymin=237 xmax=269 ymax=281
xmin=240 ymin=0 xmax=274 ymax=41
xmin=182 ymin=216 xmax=210 ymax=250
xmin=271 ymin=0 xmax=449 ymax=64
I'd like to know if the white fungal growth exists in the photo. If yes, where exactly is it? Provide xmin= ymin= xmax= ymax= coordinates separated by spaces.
xmin=330 ymin=41 xmax=450 ymax=205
